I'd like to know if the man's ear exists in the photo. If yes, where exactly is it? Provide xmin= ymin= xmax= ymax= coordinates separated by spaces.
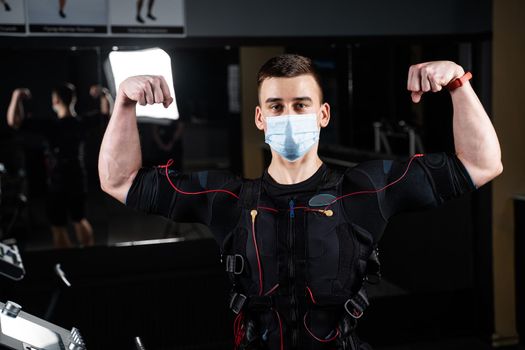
xmin=319 ymin=102 xmax=331 ymax=128
xmin=255 ymin=105 xmax=265 ymax=131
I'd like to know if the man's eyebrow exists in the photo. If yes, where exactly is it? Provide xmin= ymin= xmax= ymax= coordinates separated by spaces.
xmin=292 ymin=97 xmax=312 ymax=102
xmin=264 ymin=97 xmax=313 ymax=103
xmin=265 ymin=97 xmax=283 ymax=103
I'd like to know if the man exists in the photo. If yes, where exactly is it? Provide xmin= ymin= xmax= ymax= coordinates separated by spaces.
xmin=98 ymin=55 xmax=502 ymax=349
xmin=7 ymin=84 xmax=94 ymax=248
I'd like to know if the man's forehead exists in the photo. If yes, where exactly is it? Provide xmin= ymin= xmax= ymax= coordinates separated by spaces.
xmin=259 ymin=75 xmax=321 ymax=102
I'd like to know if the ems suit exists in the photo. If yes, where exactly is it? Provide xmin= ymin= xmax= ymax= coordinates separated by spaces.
xmin=126 ymin=152 xmax=475 ymax=350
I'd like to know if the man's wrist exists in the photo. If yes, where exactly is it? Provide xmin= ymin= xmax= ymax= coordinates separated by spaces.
xmin=116 ymin=90 xmax=135 ymax=108
xmin=447 ymin=71 xmax=472 ymax=91
xmin=12 ymin=90 xmax=22 ymax=99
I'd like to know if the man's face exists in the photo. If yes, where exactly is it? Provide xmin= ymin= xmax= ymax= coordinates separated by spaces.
xmin=51 ymin=92 xmax=61 ymax=114
xmin=255 ymin=74 xmax=330 ymax=132
xmin=51 ymin=92 xmax=59 ymax=107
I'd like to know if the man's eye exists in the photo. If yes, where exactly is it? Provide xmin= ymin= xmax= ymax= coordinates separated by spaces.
xmin=295 ymin=103 xmax=307 ymax=109
xmin=270 ymin=105 xmax=282 ymax=111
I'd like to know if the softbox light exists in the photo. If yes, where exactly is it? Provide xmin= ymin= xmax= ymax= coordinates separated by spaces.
xmin=108 ymin=47 xmax=179 ymax=120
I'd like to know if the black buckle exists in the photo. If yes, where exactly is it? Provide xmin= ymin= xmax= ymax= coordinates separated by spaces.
xmin=344 ymin=299 xmax=364 ymax=319
xmin=344 ymin=289 xmax=369 ymax=319
xmin=229 ymin=292 xmax=247 ymax=314
xmin=225 ymin=254 xmax=245 ymax=275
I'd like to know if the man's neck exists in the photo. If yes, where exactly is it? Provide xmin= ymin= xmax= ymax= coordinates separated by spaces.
xmin=267 ymin=148 xmax=323 ymax=185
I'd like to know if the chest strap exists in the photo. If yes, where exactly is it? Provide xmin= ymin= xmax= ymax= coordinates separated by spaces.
xmin=229 ymin=286 xmax=370 ymax=317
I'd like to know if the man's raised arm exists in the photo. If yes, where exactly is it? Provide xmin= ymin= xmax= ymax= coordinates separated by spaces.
xmin=407 ymin=61 xmax=503 ymax=188
xmin=98 ymin=75 xmax=173 ymax=203
xmin=7 ymin=88 xmax=31 ymax=129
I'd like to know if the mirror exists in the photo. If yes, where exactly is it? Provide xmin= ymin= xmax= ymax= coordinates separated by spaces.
xmin=0 ymin=46 xmax=241 ymax=251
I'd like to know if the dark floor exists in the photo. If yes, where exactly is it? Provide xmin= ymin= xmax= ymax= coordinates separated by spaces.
xmin=376 ymin=337 xmax=523 ymax=350
xmin=6 ymin=187 xmax=212 ymax=251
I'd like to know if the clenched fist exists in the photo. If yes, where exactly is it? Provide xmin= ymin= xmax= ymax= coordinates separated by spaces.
xmin=407 ymin=61 xmax=465 ymax=103
xmin=118 ymin=75 xmax=173 ymax=108
xmin=13 ymin=88 xmax=32 ymax=100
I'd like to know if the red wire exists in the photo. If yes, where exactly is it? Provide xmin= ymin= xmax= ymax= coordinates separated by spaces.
xmin=259 ymin=206 xmax=315 ymax=213
xmin=159 ymin=154 xmax=423 ymax=207
xmin=233 ymin=312 xmax=239 ymax=336
xmin=265 ymin=284 xmax=280 ymax=296
xmin=306 ymin=286 xmax=317 ymax=304
xmin=292 ymin=206 xmax=308 ymax=210
xmin=303 ymin=312 xmax=340 ymax=343
xmin=159 ymin=159 xmax=240 ymax=199
xmin=233 ymin=312 xmax=245 ymax=348
xmin=273 ymin=309 xmax=284 ymax=350
xmin=251 ymin=212 xmax=264 ymax=296
xmin=257 ymin=206 xmax=279 ymax=213
xmin=327 ymin=154 xmax=424 ymax=206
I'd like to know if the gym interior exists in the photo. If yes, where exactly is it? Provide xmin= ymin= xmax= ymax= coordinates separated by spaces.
xmin=0 ymin=1 xmax=524 ymax=349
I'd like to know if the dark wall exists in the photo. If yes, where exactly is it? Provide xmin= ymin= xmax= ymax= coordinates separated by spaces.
xmin=186 ymin=0 xmax=491 ymax=37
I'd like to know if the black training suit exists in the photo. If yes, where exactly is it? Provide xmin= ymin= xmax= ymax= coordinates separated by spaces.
xmin=126 ymin=152 xmax=476 ymax=349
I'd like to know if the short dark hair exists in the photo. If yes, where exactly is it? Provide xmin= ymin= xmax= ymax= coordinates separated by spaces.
xmin=52 ymin=82 xmax=76 ymax=107
xmin=257 ymin=54 xmax=324 ymax=102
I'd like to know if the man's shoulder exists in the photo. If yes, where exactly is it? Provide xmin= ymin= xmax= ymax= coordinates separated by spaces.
xmin=198 ymin=169 xmax=244 ymax=187
xmin=144 ymin=167 xmax=243 ymax=191
xmin=336 ymin=158 xmax=399 ymax=188
xmin=330 ymin=159 xmax=385 ymax=177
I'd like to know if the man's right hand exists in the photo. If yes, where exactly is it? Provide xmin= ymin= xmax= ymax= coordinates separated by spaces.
xmin=13 ymin=88 xmax=31 ymax=100
xmin=118 ymin=75 xmax=173 ymax=108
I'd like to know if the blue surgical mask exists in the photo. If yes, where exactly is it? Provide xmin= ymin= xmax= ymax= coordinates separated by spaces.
xmin=264 ymin=113 xmax=320 ymax=162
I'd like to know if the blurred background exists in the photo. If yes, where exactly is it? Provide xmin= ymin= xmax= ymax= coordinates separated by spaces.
xmin=0 ymin=0 xmax=523 ymax=349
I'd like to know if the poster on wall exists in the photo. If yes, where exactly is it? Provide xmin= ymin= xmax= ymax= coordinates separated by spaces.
xmin=0 ymin=0 xmax=26 ymax=34
xmin=27 ymin=0 xmax=108 ymax=34
xmin=110 ymin=0 xmax=184 ymax=36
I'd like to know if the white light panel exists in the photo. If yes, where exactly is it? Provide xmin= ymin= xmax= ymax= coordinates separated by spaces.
xmin=109 ymin=48 xmax=179 ymax=120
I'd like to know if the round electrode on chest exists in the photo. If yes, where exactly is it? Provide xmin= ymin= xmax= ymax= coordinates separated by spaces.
xmin=308 ymin=193 xmax=337 ymax=207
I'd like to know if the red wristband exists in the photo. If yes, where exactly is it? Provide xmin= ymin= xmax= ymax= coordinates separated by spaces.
xmin=447 ymin=71 xmax=472 ymax=91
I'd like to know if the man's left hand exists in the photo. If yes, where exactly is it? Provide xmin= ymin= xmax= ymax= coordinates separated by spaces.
xmin=407 ymin=61 xmax=465 ymax=103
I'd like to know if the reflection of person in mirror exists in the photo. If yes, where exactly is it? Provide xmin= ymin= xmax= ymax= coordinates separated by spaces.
xmin=89 ymin=84 xmax=114 ymax=116
xmin=0 ymin=0 xmax=11 ymax=11
xmin=136 ymin=0 xmax=156 ymax=24
xmin=99 ymin=56 xmax=502 ymax=349
xmin=7 ymin=84 xmax=94 ymax=249
xmin=83 ymin=84 xmax=113 ymax=182
xmin=58 ymin=0 xmax=67 ymax=18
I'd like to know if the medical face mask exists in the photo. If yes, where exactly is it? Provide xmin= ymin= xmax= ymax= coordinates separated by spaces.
xmin=264 ymin=113 xmax=320 ymax=162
